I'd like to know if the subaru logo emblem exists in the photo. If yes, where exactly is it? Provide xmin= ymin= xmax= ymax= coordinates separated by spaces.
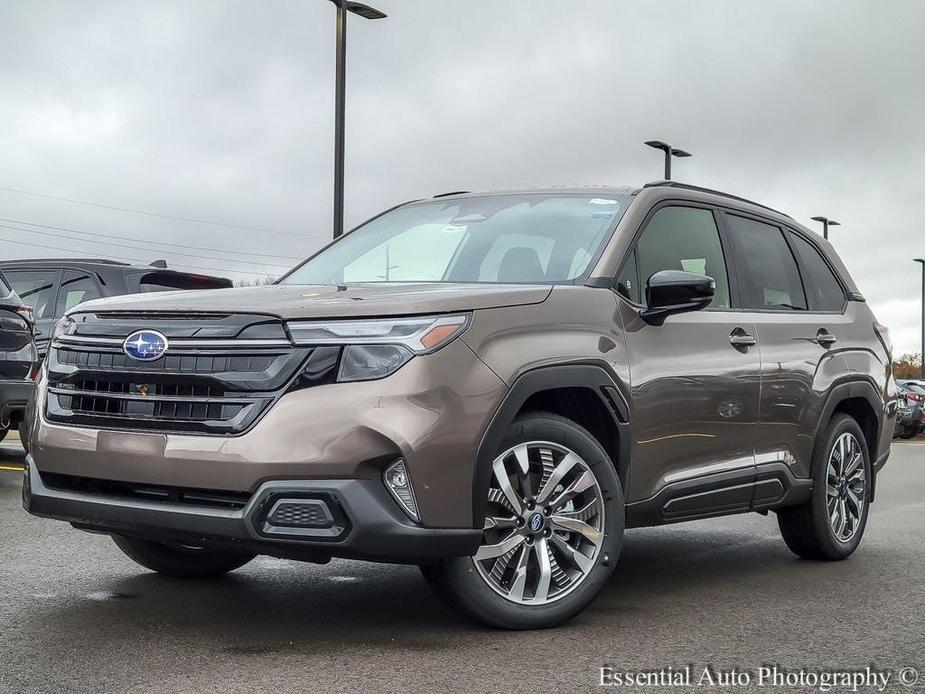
xmin=123 ymin=330 xmax=168 ymax=361
xmin=529 ymin=512 xmax=544 ymax=533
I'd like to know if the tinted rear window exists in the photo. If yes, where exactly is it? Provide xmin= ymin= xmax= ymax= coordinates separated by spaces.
xmin=726 ymin=215 xmax=806 ymax=311
xmin=135 ymin=272 xmax=232 ymax=292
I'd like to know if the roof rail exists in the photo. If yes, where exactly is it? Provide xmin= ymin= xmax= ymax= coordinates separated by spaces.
xmin=0 ymin=258 xmax=129 ymax=266
xmin=432 ymin=190 xmax=470 ymax=198
xmin=642 ymin=181 xmax=791 ymax=218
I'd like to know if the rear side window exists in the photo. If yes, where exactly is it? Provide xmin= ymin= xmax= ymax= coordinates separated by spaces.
xmin=726 ymin=215 xmax=806 ymax=311
xmin=56 ymin=271 xmax=102 ymax=315
xmin=135 ymin=272 xmax=232 ymax=292
xmin=631 ymin=206 xmax=731 ymax=309
xmin=5 ymin=269 xmax=59 ymax=318
xmin=787 ymin=232 xmax=845 ymax=311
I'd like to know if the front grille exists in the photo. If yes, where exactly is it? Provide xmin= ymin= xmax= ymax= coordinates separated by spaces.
xmin=56 ymin=347 xmax=279 ymax=375
xmin=44 ymin=312 xmax=312 ymax=435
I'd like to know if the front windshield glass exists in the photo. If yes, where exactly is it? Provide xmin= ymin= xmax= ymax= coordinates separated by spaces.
xmin=281 ymin=193 xmax=631 ymax=285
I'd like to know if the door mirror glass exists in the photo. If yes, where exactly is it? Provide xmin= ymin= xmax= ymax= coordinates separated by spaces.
xmin=641 ymin=270 xmax=715 ymax=325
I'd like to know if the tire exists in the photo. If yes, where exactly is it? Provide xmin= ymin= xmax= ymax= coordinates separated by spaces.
xmin=777 ymin=413 xmax=872 ymax=560
xmin=0 ymin=427 xmax=7 ymax=443
xmin=422 ymin=412 xmax=624 ymax=629
xmin=900 ymin=430 xmax=917 ymax=440
xmin=112 ymin=535 xmax=255 ymax=578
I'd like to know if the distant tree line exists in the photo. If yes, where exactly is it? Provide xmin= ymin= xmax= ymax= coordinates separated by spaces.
xmin=892 ymin=353 xmax=922 ymax=379
xmin=233 ymin=276 xmax=277 ymax=287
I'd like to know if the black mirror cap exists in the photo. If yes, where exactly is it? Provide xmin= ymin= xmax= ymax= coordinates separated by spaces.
xmin=641 ymin=270 xmax=715 ymax=326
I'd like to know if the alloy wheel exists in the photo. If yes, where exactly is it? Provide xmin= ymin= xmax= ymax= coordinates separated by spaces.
xmin=473 ymin=441 xmax=605 ymax=605
xmin=826 ymin=432 xmax=866 ymax=542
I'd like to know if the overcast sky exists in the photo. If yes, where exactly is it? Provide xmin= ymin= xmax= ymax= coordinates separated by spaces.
xmin=1 ymin=0 xmax=923 ymax=352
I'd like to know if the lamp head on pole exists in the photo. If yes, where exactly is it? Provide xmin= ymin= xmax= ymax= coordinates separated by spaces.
xmin=329 ymin=0 xmax=387 ymax=19
xmin=644 ymin=140 xmax=692 ymax=181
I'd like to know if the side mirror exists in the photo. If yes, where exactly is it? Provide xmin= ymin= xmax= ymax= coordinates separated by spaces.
xmin=641 ymin=270 xmax=715 ymax=326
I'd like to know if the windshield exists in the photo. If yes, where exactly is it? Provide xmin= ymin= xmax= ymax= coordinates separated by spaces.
xmin=282 ymin=193 xmax=631 ymax=286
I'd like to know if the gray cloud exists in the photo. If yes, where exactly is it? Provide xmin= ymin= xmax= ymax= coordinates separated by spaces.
xmin=0 ymin=0 xmax=922 ymax=350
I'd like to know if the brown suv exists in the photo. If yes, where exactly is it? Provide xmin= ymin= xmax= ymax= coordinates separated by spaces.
xmin=23 ymin=183 xmax=896 ymax=629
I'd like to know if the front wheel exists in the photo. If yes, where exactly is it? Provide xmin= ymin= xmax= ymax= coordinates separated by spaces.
xmin=777 ymin=414 xmax=871 ymax=560
xmin=423 ymin=412 xmax=624 ymax=629
xmin=112 ymin=535 xmax=255 ymax=578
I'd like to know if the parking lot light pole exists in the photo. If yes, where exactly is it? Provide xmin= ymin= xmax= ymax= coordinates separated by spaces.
xmin=811 ymin=215 xmax=841 ymax=241
xmin=644 ymin=140 xmax=692 ymax=181
xmin=328 ymin=0 xmax=387 ymax=238
xmin=915 ymin=258 xmax=925 ymax=378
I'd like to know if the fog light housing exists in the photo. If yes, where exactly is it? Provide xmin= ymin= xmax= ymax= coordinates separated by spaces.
xmin=384 ymin=459 xmax=419 ymax=522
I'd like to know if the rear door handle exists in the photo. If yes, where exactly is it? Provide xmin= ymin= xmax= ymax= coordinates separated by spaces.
xmin=816 ymin=329 xmax=837 ymax=347
xmin=729 ymin=330 xmax=757 ymax=348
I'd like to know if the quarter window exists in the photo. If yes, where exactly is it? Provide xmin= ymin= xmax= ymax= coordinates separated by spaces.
xmin=726 ymin=215 xmax=806 ymax=311
xmin=787 ymin=232 xmax=845 ymax=311
xmin=629 ymin=206 xmax=730 ymax=309
xmin=56 ymin=271 xmax=102 ymax=315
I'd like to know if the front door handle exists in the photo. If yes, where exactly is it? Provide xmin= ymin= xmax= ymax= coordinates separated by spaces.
xmin=816 ymin=329 xmax=837 ymax=347
xmin=729 ymin=329 xmax=757 ymax=348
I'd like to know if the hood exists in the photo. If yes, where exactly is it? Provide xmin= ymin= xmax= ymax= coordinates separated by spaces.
xmin=72 ymin=283 xmax=553 ymax=320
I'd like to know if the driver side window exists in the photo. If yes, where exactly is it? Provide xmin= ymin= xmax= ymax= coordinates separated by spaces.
xmin=618 ymin=206 xmax=731 ymax=309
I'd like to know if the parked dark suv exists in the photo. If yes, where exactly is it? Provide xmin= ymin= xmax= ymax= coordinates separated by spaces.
xmin=0 ymin=259 xmax=232 ymax=359
xmin=0 ymin=274 xmax=36 ymax=441
xmin=22 ymin=183 xmax=894 ymax=629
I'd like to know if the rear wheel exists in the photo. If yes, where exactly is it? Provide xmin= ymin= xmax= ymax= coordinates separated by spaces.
xmin=422 ymin=412 xmax=624 ymax=629
xmin=0 ymin=427 xmax=7 ymax=443
xmin=112 ymin=535 xmax=255 ymax=578
xmin=777 ymin=414 xmax=871 ymax=560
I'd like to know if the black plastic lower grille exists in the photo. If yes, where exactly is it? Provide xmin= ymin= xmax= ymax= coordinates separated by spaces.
xmin=42 ymin=471 xmax=252 ymax=510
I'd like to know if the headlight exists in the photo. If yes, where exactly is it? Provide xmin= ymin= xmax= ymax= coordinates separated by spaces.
xmin=287 ymin=314 xmax=468 ymax=353
xmin=286 ymin=314 xmax=469 ymax=383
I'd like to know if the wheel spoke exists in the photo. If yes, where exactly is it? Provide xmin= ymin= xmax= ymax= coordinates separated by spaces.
xmin=512 ymin=443 xmax=533 ymax=499
xmin=554 ymin=498 xmax=600 ymax=523
xmin=547 ymin=469 xmax=596 ymax=511
xmin=845 ymin=488 xmax=863 ymax=516
xmin=844 ymin=451 xmax=863 ymax=476
xmin=535 ymin=452 xmax=580 ymax=505
xmin=551 ymin=515 xmax=603 ymax=545
xmin=836 ymin=499 xmax=848 ymax=538
xmin=474 ymin=531 xmax=525 ymax=561
xmin=483 ymin=516 xmax=518 ymax=531
xmin=492 ymin=457 xmax=524 ymax=516
xmin=829 ymin=500 xmax=840 ymax=529
xmin=550 ymin=533 xmax=594 ymax=573
xmin=533 ymin=538 xmax=552 ymax=602
xmin=506 ymin=544 xmax=531 ymax=602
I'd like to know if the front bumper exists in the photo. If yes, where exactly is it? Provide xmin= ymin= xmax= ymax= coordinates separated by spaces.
xmin=22 ymin=456 xmax=481 ymax=563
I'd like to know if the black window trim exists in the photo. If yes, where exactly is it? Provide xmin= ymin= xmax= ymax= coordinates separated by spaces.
xmin=610 ymin=199 xmax=740 ymax=313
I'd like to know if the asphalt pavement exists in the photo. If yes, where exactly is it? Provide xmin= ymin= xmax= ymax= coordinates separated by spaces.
xmin=1 ymin=436 xmax=923 ymax=694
